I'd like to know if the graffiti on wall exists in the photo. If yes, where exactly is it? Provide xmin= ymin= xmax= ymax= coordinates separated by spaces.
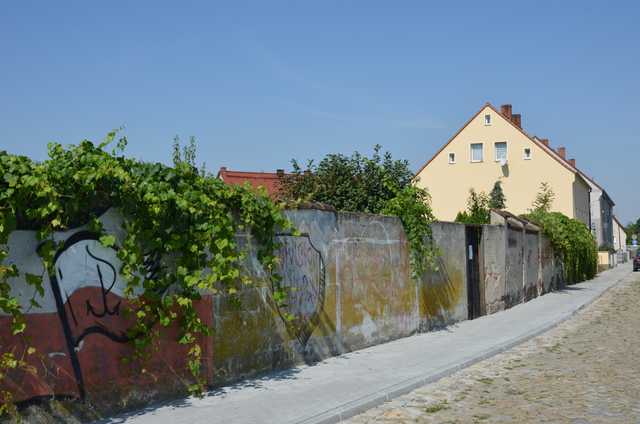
xmin=274 ymin=233 xmax=326 ymax=346
xmin=46 ymin=230 xmax=164 ymax=398
xmin=0 ymin=212 xmax=212 ymax=406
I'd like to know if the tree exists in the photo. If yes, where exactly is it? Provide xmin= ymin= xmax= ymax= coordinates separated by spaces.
xmin=488 ymin=180 xmax=506 ymax=210
xmin=172 ymin=135 xmax=208 ymax=176
xmin=455 ymin=189 xmax=490 ymax=224
xmin=279 ymin=144 xmax=413 ymax=213
xmin=531 ymin=182 xmax=555 ymax=213
xmin=626 ymin=219 xmax=639 ymax=244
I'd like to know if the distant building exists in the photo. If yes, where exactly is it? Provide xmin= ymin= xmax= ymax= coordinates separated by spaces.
xmin=613 ymin=216 xmax=627 ymax=252
xmin=414 ymin=103 xmax=591 ymax=225
xmin=217 ymin=167 xmax=285 ymax=200
xmin=581 ymin=174 xmax=615 ymax=249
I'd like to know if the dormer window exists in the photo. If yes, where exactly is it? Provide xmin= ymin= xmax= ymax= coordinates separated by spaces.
xmin=484 ymin=114 xmax=491 ymax=125
xmin=448 ymin=152 xmax=456 ymax=164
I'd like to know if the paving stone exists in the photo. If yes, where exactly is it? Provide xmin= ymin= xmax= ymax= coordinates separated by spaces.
xmin=344 ymin=275 xmax=640 ymax=423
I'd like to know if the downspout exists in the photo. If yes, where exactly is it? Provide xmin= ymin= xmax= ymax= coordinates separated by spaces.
xmin=587 ymin=186 xmax=592 ymax=234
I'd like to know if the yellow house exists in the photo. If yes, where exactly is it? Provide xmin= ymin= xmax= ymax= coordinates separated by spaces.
xmin=415 ymin=103 xmax=591 ymax=225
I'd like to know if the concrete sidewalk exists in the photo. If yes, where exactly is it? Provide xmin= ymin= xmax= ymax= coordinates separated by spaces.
xmin=101 ymin=264 xmax=633 ymax=424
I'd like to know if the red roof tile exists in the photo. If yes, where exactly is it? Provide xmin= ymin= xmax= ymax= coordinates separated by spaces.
xmin=217 ymin=167 xmax=286 ymax=199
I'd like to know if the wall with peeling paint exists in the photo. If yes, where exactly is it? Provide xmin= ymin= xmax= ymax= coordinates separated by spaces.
xmin=524 ymin=231 xmax=540 ymax=301
xmin=420 ymin=222 xmax=467 ymax=330
xmin=211 ymin=208 xmax=420 ymax=385
xmin=505 ymin=226 xmax=525 ymax=307
xmin=540 ymin=236 xmax=563 ymax=293
xmin=482 ymin=225 xmax=506 ymax=314
xmin=0 ymin=209 xmax=213 ymax=414
xmin=1 ymin=206 xmax=566 ymax=416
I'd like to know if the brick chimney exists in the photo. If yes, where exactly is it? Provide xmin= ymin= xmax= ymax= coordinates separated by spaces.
xmin=540 ymin=138 xmax=550 ymax=147
xmin=500 ymin=104 xmax=512 ymax=120
xmin=557 ymin=147 xmax=566 ymax=158
xmin=512 ymin=113 xmax=522 ymax=128
xmin=568 ymin=159 xmax=576 ymax=167
xmin=220 ymin=166 xmax=227 ymax=172
xmin=276 ymin=169 xmax=285 ymax=177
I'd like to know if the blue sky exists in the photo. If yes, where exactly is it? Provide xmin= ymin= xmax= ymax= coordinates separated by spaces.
xmin=1 ymin=1 xmax=638 ymax=223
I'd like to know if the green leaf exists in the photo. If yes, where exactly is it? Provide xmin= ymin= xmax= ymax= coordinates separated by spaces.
xmin=100 ymin=234 xmax=116 ymax=248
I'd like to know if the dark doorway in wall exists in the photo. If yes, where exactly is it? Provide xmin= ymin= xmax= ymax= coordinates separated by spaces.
xmin=466 ymin=225 xmax=483 ymax=320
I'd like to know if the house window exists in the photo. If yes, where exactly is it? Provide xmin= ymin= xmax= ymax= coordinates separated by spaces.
xmin=470 ymin=143 xmax=483 ymax=162
xmin=448 ymin=152 xmax=456 ymax=164
xmin=495 ymin=142 xmax=507 ymax=162
xmin=484 ymin=114 xmax=491 ymax=125
xmin=523 ymin=147 xmax=532 ymax=160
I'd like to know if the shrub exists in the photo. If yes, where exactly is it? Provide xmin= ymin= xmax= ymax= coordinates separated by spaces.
xmin=525 ymin=211 xmax=597 ymax=284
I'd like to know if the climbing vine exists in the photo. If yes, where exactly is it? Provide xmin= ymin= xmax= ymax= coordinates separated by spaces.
xmin=525 ymin=211 xmax=598 ymax=284
xmin=0 ymin=132 xmax=291 ymax=407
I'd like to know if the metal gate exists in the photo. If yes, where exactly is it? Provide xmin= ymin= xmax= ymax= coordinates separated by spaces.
xmin=466 ymin=225 xmax=483 ymax=320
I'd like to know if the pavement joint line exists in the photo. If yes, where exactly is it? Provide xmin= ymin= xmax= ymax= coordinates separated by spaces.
xmin=292 ymin=267 xmax=632 ymax=424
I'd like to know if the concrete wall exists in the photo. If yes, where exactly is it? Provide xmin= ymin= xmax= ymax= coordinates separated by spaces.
xmin=1 ymin=206 xmax=566 ymax=415
xmin=598 ymin=251 xmax=613 ymax=272
xmin=0 ymin=209 xmax=214 ymax=413
xmin=540 ymin=235 xmax=562 ymax=293
xmin=420 ymin=222 xmax=468 ymax=330
xmin=504 ymin=226 xmax=524 ymax=307
xmin=524 ymin=230 xmax=540 ymax=301
xmin=481 ymin=225 xmax=506 ymax=314
xmin=211 ymin=208 xmax=422 ymax=386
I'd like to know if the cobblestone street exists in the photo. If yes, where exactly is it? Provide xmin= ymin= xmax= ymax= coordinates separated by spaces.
xmin=346 ymin=272 xmax=640 ymax=424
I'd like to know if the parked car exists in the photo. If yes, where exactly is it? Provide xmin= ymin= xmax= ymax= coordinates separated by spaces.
xmin=634 ymin=253 xmax=640 ymax=272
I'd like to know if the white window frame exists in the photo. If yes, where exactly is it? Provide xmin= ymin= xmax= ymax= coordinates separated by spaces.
xmin=470 ymin=143 xmax=484 ymax=163
xmin=494 ymin=142 xmax=507 ymax=162
xmin=484 ymin=114 xmax=491 ymax=125
xmin=448 ymin=152 xmax=456 ymax=164
xmin=523 ymin=147 xmax=532 ymax=160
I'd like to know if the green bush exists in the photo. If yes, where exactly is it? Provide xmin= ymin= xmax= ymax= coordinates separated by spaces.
xmin=525 ymin=211 xmax=597 ymax=284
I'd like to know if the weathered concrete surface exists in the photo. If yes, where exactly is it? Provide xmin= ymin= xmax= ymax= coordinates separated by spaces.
xmin=523 ymin=230 xmax=540 ymax=301
xmin=481 ymin=225 xmax=506 ymax=314
xmin=3 ymin=206 xmax=569 ymax=419
xmin=420 ymin=222 xmax=467 ymax=330
xmin=211 ymin=209 xmax=419 ymax=387
xmin=505 ymin=226 xmax=524 ymax=307
xmin=98 ymin=264 xmax=632 ymax=424
xmin=540 ymin=235 xmax=562 ymax=293
xmin=335 ymin=213 xmax=416 ymax=351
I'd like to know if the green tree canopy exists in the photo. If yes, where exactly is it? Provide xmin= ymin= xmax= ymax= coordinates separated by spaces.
xmin=625 ymin=219 xmax=639 ymax=244
xmin=279 ymin=144 xmax=413 ymax=213
xmin=488 ymin=180 xmax=506 ymax=210
xmin=531 ymin=181 xmax=555 ymax=213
